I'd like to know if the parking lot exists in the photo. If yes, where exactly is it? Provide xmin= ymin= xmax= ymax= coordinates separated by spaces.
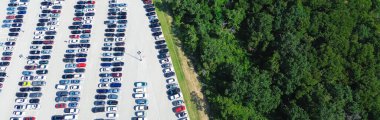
xmin=0 ymin=0 xmax=188 ymax=120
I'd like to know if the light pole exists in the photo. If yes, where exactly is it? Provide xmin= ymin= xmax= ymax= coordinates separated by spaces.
xmin=137 ymin=51 xmax=142 ymax=61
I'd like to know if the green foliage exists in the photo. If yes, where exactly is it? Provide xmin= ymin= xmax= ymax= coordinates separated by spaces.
xmin=164 ymin=0 xmax=380 ymax=119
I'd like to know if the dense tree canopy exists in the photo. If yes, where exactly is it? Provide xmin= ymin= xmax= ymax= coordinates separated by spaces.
xmin=163 ymin=0 xmax=380 ymax=119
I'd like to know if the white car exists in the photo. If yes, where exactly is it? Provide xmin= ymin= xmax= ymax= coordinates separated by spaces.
xmin=48 ymin=26 xmax=56 ymax=30
xmin=14 ymin=105 xmax=25 ymax=110
xmin=7 ymin=37 xmax=17 ymax=41
xmin=106 ymin=113 xmax=118 ymax=118
xmin=34 ymin=76 xmax=46 ymax=80
xmin=169 ymin=93 xmax=181 ymax=100
xmin=69 ymin=40 xmax=79 ymax=43
xmin=56 ymin=84 xmax=68 ymax=90
xmin=106 ymin=106 xmax=117 ymax=111
xmin=4 ymin=46 xmax=14 ymax=51
xmin=65 ymin=108 xmax=79 ymax=114
xmin=34 ymin=31 xmax=44 ymax=35
xmin=33 ymin=36 xmax=42 ymax=40
xmin=64 ymin=115 xmax=77 ymax=120
xmin=13 ymin=111 xmax=23 ymax=116
xmin=166 ymin=78 xmax=176 ymax=83
xmin=134 ymin=87 xmax=146 ymax=93
xmin=30 ymin=46 xmax=39 ymax=49
xmin=98 ymin=83 xmax=108 ymax=88
xmin=74 ymin=74 xmax=83 ymax=78
xmin=21 ymin=76 xmax=32 ymax=81
xmin=15 ymin=98 xmax=25 ymax=103
xmin=0 ymin=67 xmax=7 ymax=71
xmin=27 ymin=60 xmax=36 ymax=64
xmin=84 ymin=20 xmax=92 ymax=24
xmin=159 ymin=58 xmax=170 ymax=64
xmin=113 ymin=57 xmax=123 ymax=61
xmin=77 ymin=48 xmax=88 ymax=52
xmin=135 ymin=111 xmax=146 ymax=117
xmin=85 ymin=8 xmax=95 ymax=12
xmin=163 ymin=68 xmax=173 ymax=73
xmin=134 ymin=105 xmax=148 ymax=111
xmin=70 ymin=85 xmax=80 ymax=90
xmin=110 ymin=78 xmax=121 ymax=82
xmin=99 ymin=68 xmax=111 ymax=72
xmin=26 ymin=104 xmax=40 ymax=109
xmin=115 ymin=37 xmax=125 ymax=42
xmin=37 ymin=65 xmax=48 ymax=69
xmin=133 ymin=93 xmax=146 ymax=98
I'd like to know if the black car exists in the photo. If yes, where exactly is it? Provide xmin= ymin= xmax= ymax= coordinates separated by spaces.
xmin=63 ymin=58 xmax=75 ymax=63
xmin=113 ymin=47 xmax=125 ymax=52
xmin=29 ymin=99 xmax=40 ymax=103
xmin=69 ymin=26 xmax=80 ymax=29
xmin=117 ymin=15 xmax=126 ymax=19
xmin=167 ymin=88 xmax=181 ymax=95
xmin=150 ymin=19 xmax=159 ymax=24
xmin=39 ymin=19 xmax=49 ymax=22
xmin=0 ymin=62 xmax=10 ymax=66
xmin=29 ymin=50 xmax=40 ymax=54
xmin=0 ymin=72 xmax=6 ymax=77
xmin=44 ymin=36 xmax=55 ymax=39
xmin=15 ymin=15 xmax=24 ymax=19
xmin=71 ymin=30 xmax=82 ymax=34
xmin=111 ymin=67 xmax=122 ymax=72
xmin=116 ymin=29 xmax=125 ymax=32
xmin=64 ymin=54 xmax=75 ymax=58
xmin=155 ymin=40 xmax=165 ymax=44
xmin=13 ymin=19 xmax=23 ymax=23
xmin=105 ymin=29 xmax=115 ymax=32
xmin=31 ymin=87 xmax=41 ymax=91
xmin=45 ymin=31 xmax=57 ymax=35
xmin=94 ymin=101 xmax=105 ymax=106
xmin=92 ymin=107 xmax=105 ymax=113
xmin=104 ymin=33 xmax=114 ymax=37
xmin=28 ymin=56 xmax=40 ymax=60
xmin=118 ymin=12 xmax=127 ymax=16
xmin=146 ymin=12 xmax=156 ymax=16
xmin=146 ymin=8 xmax=155 ymax=12
xmin=102 ymin=47 xmax=112 ymax=51
xmin=95 ymin=95 xmax=107 ymax=99
xmin=16 ymin=92 xmax=28 ymax=97
xmin=115 ymin=33 xmax=125 ymax=37
xmin=152 ymin=32 xmax=162 ymax=36
xmin=149 ymin=23 xmax=160 ymax=28
xmin=52 ymin=115 xmax=64 ymax=120
xmin=144 ymin=4 xmax=154 ymax=8
xmin=85 ymin=12 xmax=95 ymax=16
xmin=75 ymin=12 xmax=84 ymax=16
xmin=56 ymin=91 xmax=68 ymax=97
xmin=101 ymin=58 xmax=113 ymax=62
xmin=96 ymin=89 xmax=108 ymax=93
xmin=42 ymin=10 xmax=51 ymax=13
xmin=42 ymin=46 xmax=53 ymax=49
xmin=12 ymin=23 xmax=22 ymax=27
xmin=20 ymin=87 xmax=31 ymax=92
xmin=8 ymin=33 xmax=19 ymax=36
xmin=37 ymin=22 xmax=45 ymax=26
xmin=0 ymin=78 xmax=5 ymax=82
xmin=79 ymin=44 xmax=91 ymax=48
xmin=76 ymin=53 xmax=87 ymax=57
xmin=52 ymin=5 xmax=62 ymax=9
xmin=75 ymin=68 xmax=85 ymax=73
xmin=36 ymin=70 xmax=48 ymax=74
xmin=74 ymin=5 xmax=85 ymax=9
xmin=32 ymin=41 xmax=43 ymax=44
xmin=10 ymin=28 xmax=21 ymax=32
xmin=155 ymin=44 xmax=167 ymax=49
xmin=113 ymin=53 xmax=124 ymax=56
xmin=108 ymin=12 xmax=117 ymax=15
xmin=41 ymin=1 xmax=52 ymax=6
xmin=159 ymin=49 xmax=169 ymax=54
xmin=107 ymin=24 xmax=117 ymax=28
xmin=3 ymin=52 xmax=12 ymax=56
xmin=112 ymin=62 xmax=124 ymax=66
xmin=107 ymin=16 xmax=116 ymax=19
xmin=164 ymin=72 xmax=175 ymax=77
xmin=41 ymin=55 xmax=51 ymax=59
xmin=107 ymin=100 xmax=118 ymax=105
xmin=73 ymin=21 xmax=83 ymax=25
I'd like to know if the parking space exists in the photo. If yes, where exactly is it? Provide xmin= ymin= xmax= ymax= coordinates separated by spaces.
xmin=0 ymin=0 xmax=188 ymax=120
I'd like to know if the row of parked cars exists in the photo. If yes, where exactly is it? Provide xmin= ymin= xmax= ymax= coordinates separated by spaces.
xmin=0 ymin=0 xmax=31 ymax=95
xmin=10 ymin=0 xmax=63 ymax=120
xmin=51 ymin=0 xmax=96 ymax=120
xmin=142 ymin=2 xmax=188 ymax=120
xmin=132 ymin=82 xmax=148 ymax=119
xmin=91 ymin=0 xmax=127 ymax=119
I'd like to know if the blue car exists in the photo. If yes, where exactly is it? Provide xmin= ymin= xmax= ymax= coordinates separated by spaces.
xmin=76 ymin=58 xmax=86 ymax=62
xmin=7 ymin=7 xmax=16 ymax=11
xmin=118 ymin=3 xmax=127 ymax=7
xmin=7 ymin=11 xmax=15 ymax=15
xmin=110 ymin=83 xmax=121 ymax=88
xmin=70 ymin=80 xmax=81 ymax=84
xmin=66 ymin=49 xmax=75 ymax=53
xmin=80 ymin=34 xmax=90 ymax=38
xmin=36 ymin=27 xmax=47 ymax=31
xmin=81 ymin=24 xmax=92 ymax=29
xmin=68 ymin=102 xmax=78 ymax=108
xmin=68 ymin=97 xmax=80 ymax=102
xmin=100 ymin=63 xmax=112 ymax=67
xmin=17 ymin=11 xmax=27 ymax=14
xmin=2 ymin=24 xmax=11 ymax=28
xmin=135 ymin=99 xmax=148 ymax=105
xmin=17 ymin=7 xmax=27 ymax=10
xmin=22 ymin=71 xmax=32 ymax=76
xmin=21 ymin=0 xmax=30 ymax=2
xmin=96 ymin=89 xmax=109 ymax=93
xmin=59 ymin=80 xmax=70 ymax=85
xmin=3 ymin=20 xmax=12 ymax=23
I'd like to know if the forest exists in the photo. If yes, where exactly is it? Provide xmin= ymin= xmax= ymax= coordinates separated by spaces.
xmin=162 ymin=0 xmax=380 ymax=119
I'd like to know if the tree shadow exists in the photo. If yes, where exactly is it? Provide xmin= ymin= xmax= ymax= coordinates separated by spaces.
xmin=190 ymin=91 xmax=209 ymax=114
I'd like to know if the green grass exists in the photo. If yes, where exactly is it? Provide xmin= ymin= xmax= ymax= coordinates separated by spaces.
xmin=154 ymin=0 xmax=201 ymax=120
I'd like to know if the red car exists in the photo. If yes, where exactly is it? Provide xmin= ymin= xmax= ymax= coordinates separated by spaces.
xmin=76 ymin=63 xmax=86 ymax=68
xmin=174 ymin=106 xmax=186 ymax=113
xmin=87 ymin=1 xmax=95 ymax=4
xmin=82 ymin=30 xmax=91 ymax=33
xmin=55 ymin=103 xmax=66 ymax=108
xmin=52 ymin=10 xmax=61 ymax=13
xmin=23 ymin=117 xmax=36 ymax=120
xmin=69 ymin=35 xmax=80 ymax=39
xmin=43 ymin=41 xmax=54 ymax=44
xmin=6 ymin=15 xmax=15 ymax=19
xmin=24 ymin=65 xmax=37 ymax=70
xmin=73 ymin=17 xmax=82 ymax=21
xmin=1 ymin=57 xmax=11 ymax=61
xmin=144 ymin=0 xmax=152 ymax=4
xmin=111 ymin=73 xmax=122 ymax=77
